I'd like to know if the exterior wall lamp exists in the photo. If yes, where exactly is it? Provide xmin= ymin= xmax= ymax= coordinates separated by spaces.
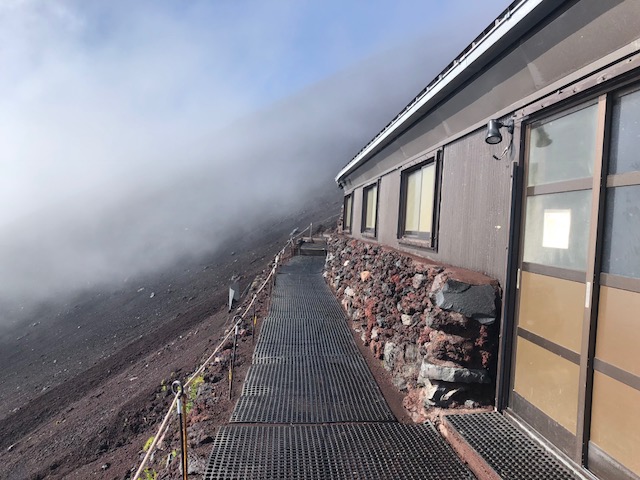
xmin=485 ymin=119 xmax=514 ymax=144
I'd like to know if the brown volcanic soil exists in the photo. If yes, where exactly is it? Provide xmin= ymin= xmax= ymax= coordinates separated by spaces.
xmin=0 ymin=199 xmax=339 ymax=480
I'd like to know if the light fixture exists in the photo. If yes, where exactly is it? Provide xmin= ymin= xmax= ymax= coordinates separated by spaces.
xmin=485 ymin=119 xmax=514 ymax=144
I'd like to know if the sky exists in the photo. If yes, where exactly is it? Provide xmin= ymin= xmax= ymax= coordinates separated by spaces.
xmin=0 ymin=0 xmax=512 ymax=322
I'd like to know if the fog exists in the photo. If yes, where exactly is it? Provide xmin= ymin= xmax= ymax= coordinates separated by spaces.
xmin=0 ymin=1 xmax=510 ymax=324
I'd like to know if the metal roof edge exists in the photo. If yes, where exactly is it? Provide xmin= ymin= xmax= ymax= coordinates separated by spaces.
xmin=335 ymin=0 xmax=548 ymax=186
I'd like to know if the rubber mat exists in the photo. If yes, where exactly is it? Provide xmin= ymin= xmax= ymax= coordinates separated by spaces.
xmin=204 ymin=423 xmax=474 ymax=479
xmin=445 ymin=411 xmax=579 ymax=479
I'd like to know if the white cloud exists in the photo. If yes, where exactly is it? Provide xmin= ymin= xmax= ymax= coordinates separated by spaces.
xmin=0 ymin=0 xmax=511 ymax=320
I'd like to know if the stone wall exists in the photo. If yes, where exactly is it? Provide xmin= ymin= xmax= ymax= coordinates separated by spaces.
xmin=324 ymin=235 xmax=501 ymax=422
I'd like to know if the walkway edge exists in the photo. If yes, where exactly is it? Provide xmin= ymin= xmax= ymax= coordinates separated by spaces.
xmin=439 ymin=416 xmax=501 ymax=480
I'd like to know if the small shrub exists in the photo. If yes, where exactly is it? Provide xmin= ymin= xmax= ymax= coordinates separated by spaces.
xmin=142 ymin=468 xmax=157 ymax=480
xmin=142 ymin=436 xmax=155 ymax=452
xmin=186 ymin=376 xmax=204 ymax=413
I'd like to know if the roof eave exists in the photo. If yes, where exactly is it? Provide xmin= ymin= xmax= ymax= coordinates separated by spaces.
xmin=335 ymin=0 xmax=552 ymax=186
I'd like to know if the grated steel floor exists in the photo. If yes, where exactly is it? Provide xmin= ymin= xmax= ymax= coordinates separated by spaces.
xmin=257 ymin=315 xmax=354 ymax=343
xmin=207 ymin=256 xmax=474 ymax=479
xmin=445 ymin=412 xmax=580 ymax=479
xmin=277 ymin=256 xmax=326 ymax=275
xmin=204 ymin=424 xmax=475 ymax=480
xmin=233 ymin=257 xmax=392 ymax=423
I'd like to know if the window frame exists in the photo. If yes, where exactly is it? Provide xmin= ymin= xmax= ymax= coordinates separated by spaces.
xmin=342 ymin=193 xmax=354 ymax=233
xmin=360 ymin=180 xmax=380 ymax=237
xmin=397 ymin=151 xmax=442 ymax=249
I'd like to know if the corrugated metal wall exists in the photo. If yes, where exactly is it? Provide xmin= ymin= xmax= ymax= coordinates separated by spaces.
xmin=437 ymin=129 xmax=514 ymax=283
xmin=342 ymin=0 xmax=640 ymax=286
xmin=349 ymin=128 xmax=514 ymax=286
xmin=345 ymin=0 xmax=639 ymax=189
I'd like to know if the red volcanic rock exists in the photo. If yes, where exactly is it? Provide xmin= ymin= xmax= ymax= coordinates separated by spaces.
xmin=325 ymin=234 xmax=500 ymax=414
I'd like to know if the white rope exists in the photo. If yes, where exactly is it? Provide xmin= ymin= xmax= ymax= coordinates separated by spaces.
xmin=132 ymin=237 xmax=294 ymax=479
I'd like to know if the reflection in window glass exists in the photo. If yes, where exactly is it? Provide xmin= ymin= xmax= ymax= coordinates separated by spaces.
xmin=610 ymin=89 xmax=640 ymax=174
xmin=419 ymin=165 xmax=435 ymax=232
xmin=523 ymin=191 xmax=591 ymax=271
xmin=405 ymin=170 xmax=421 ymax=232
xmin=602 ymin=186 xmax=640 ymax=279
xmin=528 ymin=104 xmax=598 ymax=186
xmin=364 ymin=184 xmax=377 ymax=231
xmin=403 ymin=163 xmax=436 ymax=237
xmin=343 ymin=195 xmax=352 ymax=231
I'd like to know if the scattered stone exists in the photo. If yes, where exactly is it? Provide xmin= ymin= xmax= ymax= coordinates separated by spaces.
xmin=383 ymin=342 xmax=397 ymax=371
xmin=325 ymin=235 xmax=499 ymax=414
xmin=412 ymin=273 xmax=426 ymax=289
xmin=431 ymin=276 xmax=496 ymax=324
xmin=371 ymin=327 xmax=379 ymax=341
xmin=464 ymin=399 xmax=480 ymax=409
xmin=179 ymin=453 xmax=206 ymax=476
xmin=418 ymin=360 xmax=490 ymax=384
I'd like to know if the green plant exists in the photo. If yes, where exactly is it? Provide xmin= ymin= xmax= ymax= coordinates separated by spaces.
xmin=186 ymin=375 xmax=204 ymax=413
xmin=142 ymin=468 xmax=157 ymax=480
xmin=142 ymin=436 xmax=155 ymax=452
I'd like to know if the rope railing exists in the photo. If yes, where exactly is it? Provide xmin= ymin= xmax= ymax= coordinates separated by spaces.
xmin=131 ymin=217 xmax=340 ymax=478
xmin=131 ymin=231 xmax=302 ymax=480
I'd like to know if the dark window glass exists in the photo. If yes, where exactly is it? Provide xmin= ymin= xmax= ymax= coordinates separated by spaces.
xmin=343 ymin=195 xmax=352 ymax=232
xmin=363 ymin=184 xmax=377 ymax=232
xmin=610 ymin=89 xmax=640 ymax=174
xmin=602 ymin=185 xmax=640 ymax=279
xmin=528 ymin=104 xmax=597 ymax=186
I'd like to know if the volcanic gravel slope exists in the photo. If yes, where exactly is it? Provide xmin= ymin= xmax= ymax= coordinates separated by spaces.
xmin=0 ymin=197 xmax=339 ymax=480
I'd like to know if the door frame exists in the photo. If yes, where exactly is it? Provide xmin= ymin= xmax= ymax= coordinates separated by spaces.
xmin=499 ymin=61 xmax=640 ymax=479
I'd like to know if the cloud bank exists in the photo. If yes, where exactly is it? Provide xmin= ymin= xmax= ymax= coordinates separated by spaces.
xmin=0 ymin=0 xmax=510 ymax=322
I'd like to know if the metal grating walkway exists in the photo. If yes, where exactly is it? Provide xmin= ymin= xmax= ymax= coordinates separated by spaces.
xmin=205 ymin=256 xmax=474 ymax=479
xmin=445 ymin=412 xmax=580 ymax=480
xmin=231 ymin=256 xmax=392 ymax=423
xmin=205 ymin=424 xmax=475 ymax=480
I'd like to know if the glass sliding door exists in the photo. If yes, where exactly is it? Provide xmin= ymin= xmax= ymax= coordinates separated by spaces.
xmin=511 ymin=101 xmax=600 ymax=457
xmin=511 ymin=85 xmax=640 ymax=479
xmin=588 ymin=87 xmax=640 ymax=480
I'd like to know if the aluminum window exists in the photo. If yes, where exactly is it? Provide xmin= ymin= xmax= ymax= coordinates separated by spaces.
xmin=342 ymin=194 xmax=353 ymax=233
xmin=399 ymin=156 xmax=441 ymax=246
xmin=361 ymin=182 xmax=379 ymax=235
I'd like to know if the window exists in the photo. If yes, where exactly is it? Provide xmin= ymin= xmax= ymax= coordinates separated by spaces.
xmin=342 ymin=194 xmax=353 ymax=232
xmin=399 ymin=156 xmax=440 ymax=246
xmin=361 ymin=182 xmax=378 ymax=235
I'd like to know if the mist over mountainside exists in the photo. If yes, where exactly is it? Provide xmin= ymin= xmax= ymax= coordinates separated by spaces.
xmin=0 ymin=38 xmax=459 ymax=325
xmin=0 ymin=1 xmax=513 ymax=328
